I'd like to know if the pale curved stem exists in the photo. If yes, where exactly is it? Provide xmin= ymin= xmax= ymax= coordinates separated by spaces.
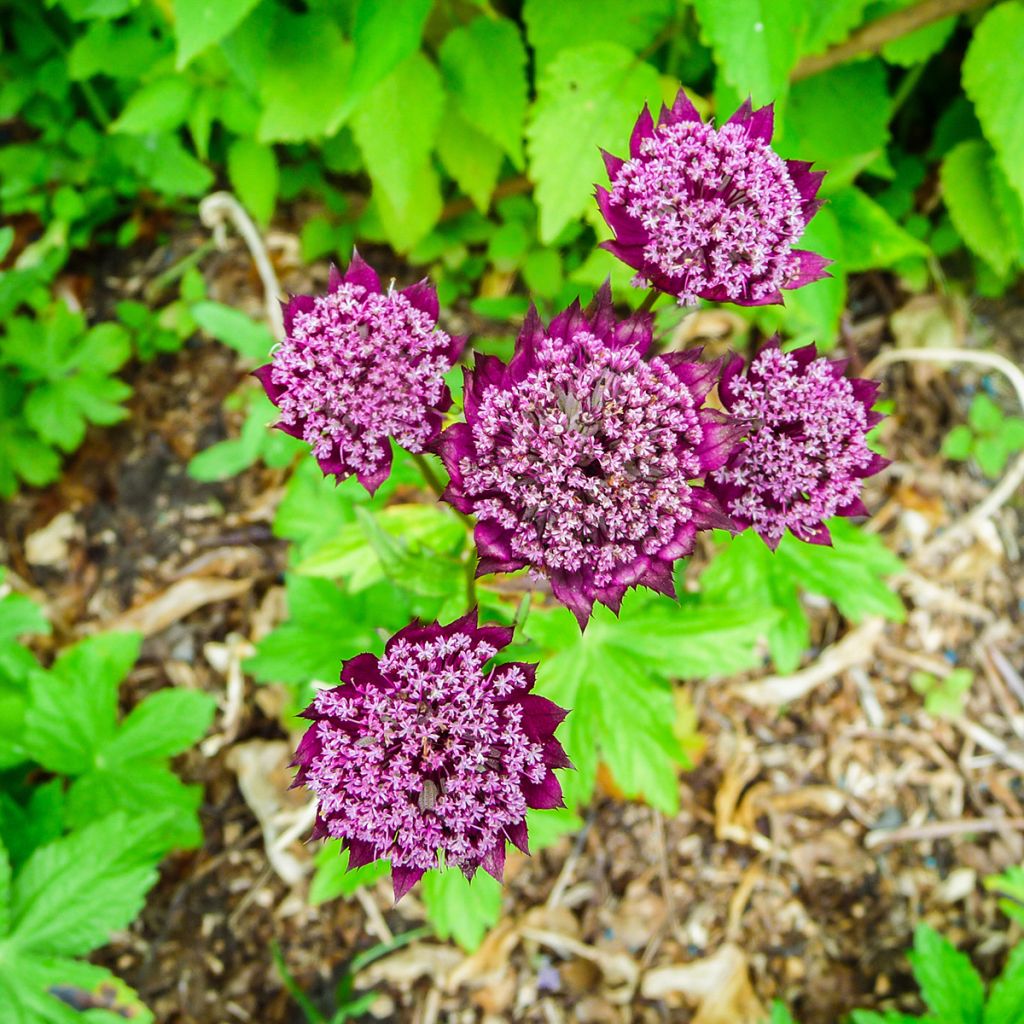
xmin=864 ymin=346 xmax=1024 ymax=561
xmin=199 ymin=191 xmax=284 ymax=341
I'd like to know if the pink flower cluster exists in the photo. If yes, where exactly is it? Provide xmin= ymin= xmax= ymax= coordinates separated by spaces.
xmin=255 ymin=252 xmax=462 ymax=493
xmin=597 ymin=91 xmax=827 ymax=306
xmin=708 ymin=340 xmax=888 ymax=548
xmin=293 ymin=613 xmax=569 ymax=901
xmin=439 ymin=286 xmax=740 ymax=626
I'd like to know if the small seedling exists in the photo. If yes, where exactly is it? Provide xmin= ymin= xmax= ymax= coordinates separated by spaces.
xmin=909 ymin=668 xmax=973 ymax=718
xmin=942 ymin=393 xmax=1024 ymax=477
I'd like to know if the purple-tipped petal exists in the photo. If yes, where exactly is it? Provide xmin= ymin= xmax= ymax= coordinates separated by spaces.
xmin=523 ymin=768 xmax=564 ymax=810
xmin=344 ymin=247 xmax=381 ymax=294
xmin=629 ymin=103 xmax=655 ymax=158
xmin=401 ymin=279 xmax=440 ymax=320
xmin=480 ymin=841 xmax=506 ymax=883
xmin=392 ymin=865 xmax=425 ymax=903
xmin=346 ymin=838 xmax=378 ymax=870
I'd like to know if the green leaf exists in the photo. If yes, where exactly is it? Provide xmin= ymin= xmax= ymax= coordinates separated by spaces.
xmin=0 ymin=838 xmax=9 ymax=937
xmin=439 ymin=16 xmax=528 ymax=167
xmin=335 ymin=0 xmax=434 ymax=129
xmin=831 ymin=187 xmax=928 ymax=272
xmin=526 ymin=43 xmax=661 ymax=243
xmin=174 ymin=0 xmax=262 ymax=68
xmin=908 ymin=924 xmax=985 ymax=1024
xmin=309 ymin=841 xmax=389 ymax=904
xmin=974 ymin=436 xmax=1007 ymax=477
xmin=941 ymin=140 xmax=1018 ymax=277
xmin=882 ymin=13 xmax=957 ymax=67
xmin=25 ymin=632 xmax=142 ymax=775
xmin=420 ymin=868 xmax=502 ymax=952
xmin=968 ymin=394 xmax=1004 ymax=434
xmin=0 ymin=588 xmax=49 ymax=645
xmin=525 ymin=591 xmax=772 ymax=811
xmin=192 ymin=301 xmax=275 ymax=360
xmin=110 ymin=77 xmax=194 ymax=134
xmin=257 ymin=12 xmax=353 ymax=143
xmin=962 ymin=1 xmax=1024 ymax=208
xmin=694 ymin=0 xmax=805 ymax=103
xmin=802 ymin=0 xmax=871 ymax=56
xmin=942 ymin=424 xmax=974 ymax=461
xmin=227 ymin=138 xmax=279 ymax=227
xmin=985 ymin=942 xmax=1024 ymax=1024
xmin=985 ymin=866 xmax=1024 ymax=925
xmin=525 ymin=806 xmax=583 ymax=851
xmin=8 ymin=812 xmax=163 ymax=957
xmin=105 ymin=689 xmax=216 ymax=763
xmin=351 ymin=53 xmax=444 ymax=251
xmin=523 ymin=0 xmax=673 ymax=71
xmin=436 ymin=108 xmax=504 ymax=213
xmin=780 ymin=60 xmax=891 ymax=190
xmin=0 ymin=781 xmax=64 ymax=871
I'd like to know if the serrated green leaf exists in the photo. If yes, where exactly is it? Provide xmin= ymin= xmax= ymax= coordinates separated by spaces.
xmin=526 ymin=43 xmax=661 ymax=243
xmin=694 ymin=0 xmax=805 ymax=103
xmin=174 ymin=0 xmax=262 ymax=68
xmin=439 ymin=16 xmax=527 ymax=167
xmin=110 ymin=77 xmax=194 ymax=134
xmin=781 ymin=60 xmax=891 ymax=190
xmin=257 ymin=12 xmax=353 ymax=143
xmin=436 ymin=107 xmax=504 ymax=213
xmin=105 ymin=689 xmax=216 ymax=763
xmin=831 ymin=187 xmax=928 ymax=272
xmin=227 ymin=138 xmax=278 ymax=227
xmin=0 ymin=781 xmax=64 ymax=871
xmin=334 ymin=0 xmax=434 ymax=130
xmin=985 ymin=941 xmax=1024 ymax=1024
xmin=0 ymin=589 xmax=49 ymax=645
xmin=351 ymin=53 xmax=444 ymax=251
xmin=525 ymin=806 xmax=582 ymax=851
xmin=25 ymin=633 xmax=142 ymax=775
xmin=802 ymin=0 xmax=871 ymax=56
xmin=962 ymin=1 xmax=1024 ymax=208
xmin=908 ymin=924 xmax=984 ymax=1024
xmin=882 ymin=12 xmax=957 ymax=67
xmin=420 ymin=867 xmax=502 ymax=951
xmin=941 ymin=140 xmax=1018 ymax=277
xmin=8 ymin=812 xmax=163 ymax=957
xmin=523 ymin=0 xmax=673 ymax=71
xmin=985 ymin=866 xmax=1024 ymax=925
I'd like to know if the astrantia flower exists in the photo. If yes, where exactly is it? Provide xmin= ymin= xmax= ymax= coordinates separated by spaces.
xmin=293 ymin=611 xmax=570 ymax=901
xmin=438 ymin=286 xmax=742 ymax=627
xmin=596 ymin=89 xmax=827 ymax=306
xmin=707 ymin=339 xmax=889 ymax=548
xmin=254 ymin=251 xmax=463 ymax=493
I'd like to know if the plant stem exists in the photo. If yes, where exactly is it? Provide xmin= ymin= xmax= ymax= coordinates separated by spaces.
xmin=465 ymin=552 xmax=478 ymax=611
xmin=637 ymin=288 xmax=661 ymax=315
xmin=411 ymin=452 xmax=446 ymax=499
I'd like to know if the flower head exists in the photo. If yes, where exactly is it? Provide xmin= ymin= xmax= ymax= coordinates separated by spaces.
xmin=707 ymin=339 xmax=888 ymax=548
xmin=254 ymin=251 xmax=463 ymax=493
xmin=293 ymin=611 xmax=570 ymax=901
xmin=597 ymin=89 xmax=827 ymax=306
xmin=438 ymin=286 xmax=742 ymax=627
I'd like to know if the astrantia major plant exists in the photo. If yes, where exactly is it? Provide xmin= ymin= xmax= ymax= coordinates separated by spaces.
xmin=282 ymin=87 xmax=891 ymax=906
xmin=254 ymin=251 xmax=463 ymax=493
xmin=292 ymin=611 xmax=569 ymax=901
xmin=597 ymin=89 xmax=828 ymax=307
xmin=438 ymin=285 xmax=741 ymax=626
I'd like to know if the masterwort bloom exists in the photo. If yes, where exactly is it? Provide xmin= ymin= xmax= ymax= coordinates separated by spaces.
xmin=254 ymin=251 xmax=463 ymax=493
xmin=293 ymin=611 xmax=570 ymax=901
xmin=707 ymin=339 xmax=889 ymax=548
xmin=597 ymin=89 xmax=827 ymax=306
xmin=439 ymin=285 xmax=743 ymax=627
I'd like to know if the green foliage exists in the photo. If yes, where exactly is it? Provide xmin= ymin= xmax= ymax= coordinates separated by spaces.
xmin=910 ymin=668 xmax=973 ymax=719
xmin=23 ymin=631 xmax=216 ymax=851
xmin=773 ymin=925 xmax=1024 ymax=1024
xmin=309 ymin=842 xmax=390 ymax=905
xmin=420 ymin=867 xmax=503 ymax=952
xmin=0 ymin=813 xmax=170 ymax=1023
xmin=984 ymin=865 xmax=1024 ymax=927
xmin=700 ymin=521 xmax=904 ymax=674
xmin=523 ymin=590 xmax=778 ymax=812
xmin=942 ymin=394 xmax=1024 ymax=477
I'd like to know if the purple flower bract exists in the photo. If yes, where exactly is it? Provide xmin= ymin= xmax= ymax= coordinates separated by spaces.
xmin=254 ymin=251 xmax=463 ymax=493
xmin=293 ymin=611 xmax=570 ymax=902
xmin=438 ymin=286 xmax=742 ymax=627
xmin=707 ymin=339 xmax=889 ymax=548
xmin=597 ymin=89 xmax=828 ymax=307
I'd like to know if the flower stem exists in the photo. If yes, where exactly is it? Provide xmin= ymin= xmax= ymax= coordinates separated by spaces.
xmin=411 ymin=452 xmax=446 ymax=499
xmin=637 ymin=288 xmax=661 ymax=315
